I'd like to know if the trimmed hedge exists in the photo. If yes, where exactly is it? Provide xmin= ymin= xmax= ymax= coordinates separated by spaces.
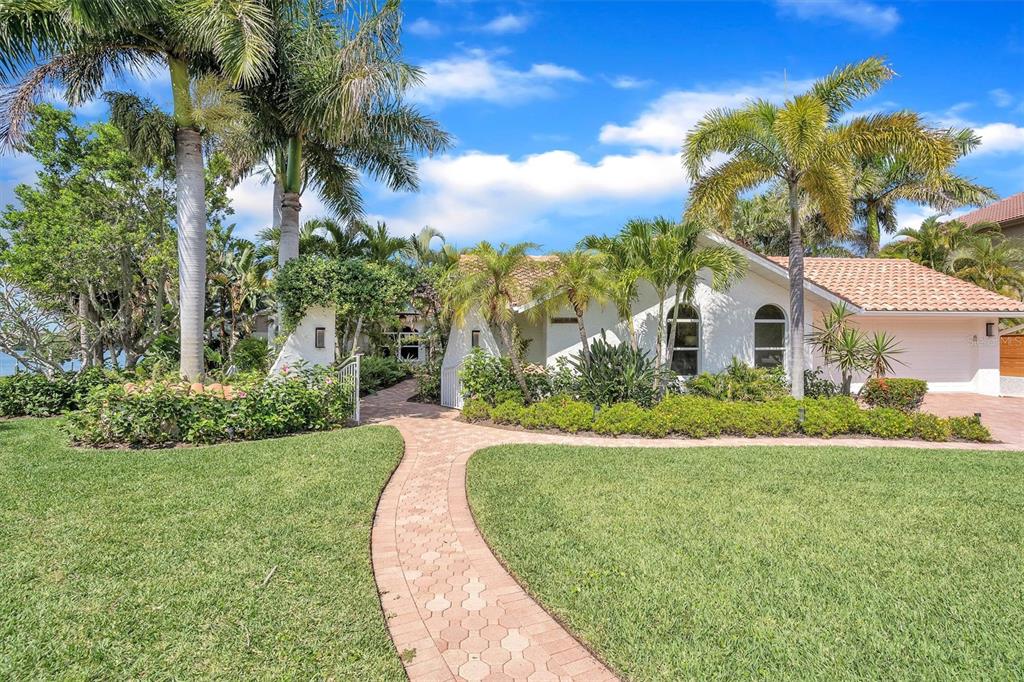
xmin=0 ymin=367 xmax=119 ymax=417
xmin=860 ymin=378 xmax=928 ymax=412
xmin=460 ymin=394 xmax=991 ymax=443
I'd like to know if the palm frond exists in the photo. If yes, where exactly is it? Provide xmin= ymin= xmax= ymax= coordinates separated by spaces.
xmin=104 ymin=90 xmax=175 ymax=168
xmin=810 ymin=56 xmax=894 ymax=120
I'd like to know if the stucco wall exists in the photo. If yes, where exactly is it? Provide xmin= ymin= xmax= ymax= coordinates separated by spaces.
xmin=442 ymin=306 xmax=500 ymax=369
xmin=269 ymin=305 xmax=336 ymax=375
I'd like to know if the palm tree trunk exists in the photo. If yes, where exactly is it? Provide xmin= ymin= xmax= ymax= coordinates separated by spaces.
xmin=272 ymin=174 xmax=283 ymax=230
xmin=497 ymin=322 xmax=531 ymax=400
xmin=624 ymin=305 xmax=638 ymax=350
xmin=865 ymin=201 xmax=881 ymax=257
xmin=169 ymin=56 xmax=207 ymax=381
xmin=278 ymin=135 xmax=303 ymax=266
xmin=573 ymin=304 xmax=590 ymax=362
xmin=788 ymin=181 xmax=805 ymax=399
xmin=665 ymin=285 xmax=683 ymax=369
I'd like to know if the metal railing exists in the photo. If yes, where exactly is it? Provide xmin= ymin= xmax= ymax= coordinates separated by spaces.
xmin=339 ymin=353 xmax=361 ymax=424
xmin=440 ymin=361 xmax=464 ymax=410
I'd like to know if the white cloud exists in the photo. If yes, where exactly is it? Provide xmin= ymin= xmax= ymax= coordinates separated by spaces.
xmin=776 ymin=0 xmax=901 ymax=34
xmin=480 ymin=13 xmax=531 ymax=34
xmin=598 ymin=78 xmax=812 ymax=151
xmin=606 ymin=75 xmax=653 ymax=90
xmin=226 ymin=174 xmax=329 ymax=240
xmin=989 ymin=88 xmax=1015 ymax=108
xmin=379 ymin=149 xmax=686 ymax=241
xmin=411 ymin=51 xmax=585 ymax=106
xmin=973 ymin=122 xmax=1024 ymax=155
xmin=407 ymin=18 xmax=442 ymax=38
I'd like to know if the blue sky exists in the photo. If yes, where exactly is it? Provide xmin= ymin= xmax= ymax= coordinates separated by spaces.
xmin=3 ymin=0 xmax=1023 ymax=252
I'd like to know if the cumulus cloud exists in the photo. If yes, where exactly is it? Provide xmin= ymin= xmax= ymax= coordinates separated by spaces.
xmin=598 ymin=78 xmax=812 ymax=151
xmin=776 ymin=0 xmax=901 ymax=34
xmin=411 ymin=51 xmax=585 ymax=106
xmin=935 ymin=105 xmax=1024 ymax=156
xmin=407 ymin=17 xmax=442 ymax=38
xmin=480 ymin=13 xmax=531 ymax=34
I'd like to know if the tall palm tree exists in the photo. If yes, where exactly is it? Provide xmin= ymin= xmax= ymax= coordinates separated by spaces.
xmin=578 ymin=232 xmax=646 ymax=350
xmin=684 ymin=57 xmax=956 ymax=397
xmin=663 ymin=221 xmax=746 ymax=368
xmin=448 ymin=242 xmax=538 ymax=399
xmin=1 ymin=0 xmax=275 ymax=380
xmin=853 ymin=128 xmax=996 ymax=255
xmin=530 ymin=250 xmax=612 ymax=363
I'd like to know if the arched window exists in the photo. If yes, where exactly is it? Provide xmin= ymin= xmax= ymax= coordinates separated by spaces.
xmin=667 ymin=304 xmax=700 ymax=375
xmin=754 ymin=305 xmax=786 ymax=368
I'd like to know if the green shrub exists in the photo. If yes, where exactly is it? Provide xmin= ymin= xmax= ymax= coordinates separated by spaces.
xmin=460 ymin=349 xmax=530 ymax=404
xmin=800 ymin=397 xmax=864 ymax=438
xmin=517 ymin=395 xmax=594 ymax=433
xmin=359 ymin=355 xmax=409 ymax=394
xmin=461 ymin=398 xmax=492 ymax=422
xmin=232 ymin=337 xmax=270 ymax=372
xmin=411 ymin=358 xmax=441 ymax=403
xmin=860 ymin=377 xmax=928 ymax=412
xmin=718 ymin=400 xmax=800 ymax=437
xmin=803 ymin=368 xmax=839 ymax=398
xmin=572 ymin=338 xmax=668 ymax=408
xmin=913 ymin=413 xmax=952 ymax=442
xmin=653 ymin=395 xmax=723 ymax=438
xmin=490 ymin=399 xmax=526 ymax=425
xmin=0 ymin=368 xmax=121 ymax=417
xmin=685 ymin=358 xmax=789 ymax=401
xmin=863 ymin=407 xmax=914 ymax=439
xmin=66 ymin=367 xmax=354 ymax=447
xmin=593 ymin=402 xmax=669 ymax=437
xmin=948 ymin=416 xmax=993 ymax=443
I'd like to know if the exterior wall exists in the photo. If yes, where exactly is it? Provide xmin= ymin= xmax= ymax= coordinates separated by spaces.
xmin=269 ymin=305 xmax=335 ymax=375
xmin=813 ymin=313 xmax=1001 ymax=395
xmin=515 ymin=313 xmax=548 ymax=365
xmin=441 ymin=306 xmax=500 ymax=370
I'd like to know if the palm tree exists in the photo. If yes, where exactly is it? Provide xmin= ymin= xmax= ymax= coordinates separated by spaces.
xmin=359 ymin=221 xmax=408 ymax=265
xmin=448 ymin=242 xmax=538 ymax=399
xmin=530 ymin=250 xmax=612 ymax=363
xmin=881 ymin=216 xmax=1001 ymax=273
xmin=1 ymin=1 xmax=275 ymax=380
xmin=229 ymin=0 xmax=450 ymax=267
xmin=578 ymin=232 xmax=646 ymax=350
xmin=662 ymin=222 xmax=746 ymax=369
xmin=852 ymin=128 xmax=996 ymax=255
xmin=684 ymin=57 xmax=956 ymax=397
xmin=951 ymin=235 xmax=1024 ymax=299
xmin=405 ymin=226 xmax=458 ymax=267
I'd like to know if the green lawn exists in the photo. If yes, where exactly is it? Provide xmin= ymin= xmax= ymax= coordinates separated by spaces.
xmin=468 ymin=444 xmax=1024 ymax=680
xmin=0 ymin=418 xmax=405 ymax=680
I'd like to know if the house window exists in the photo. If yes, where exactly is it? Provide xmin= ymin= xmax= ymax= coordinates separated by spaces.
xmin=754 ymin=305 xmax=786 ymax=368
xmin=550 ymin=317 xmax=578 ymax=324
xmin=399 ymin=326 xmax=419 ymax=360
xmin=666 ymin=304 xmax=699 ymax=376
xmin=314 ymin=327 xmax=326 ymax=349
xmin=471 ymin=330 xmax=480 ymax=348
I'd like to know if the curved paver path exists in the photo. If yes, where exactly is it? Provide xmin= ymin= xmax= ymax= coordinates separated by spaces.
xmin=364 ymin=381 xmax=1021 ymax=682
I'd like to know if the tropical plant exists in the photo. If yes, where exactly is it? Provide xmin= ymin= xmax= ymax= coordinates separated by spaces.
xmin=447 ymin=242 xmax=537 ymax=398
xmin=578 ymin=231 xmax=646 ymax=349
xmin=880 ymin=216 xmax=986 ymax=272
xmin=570 ymin=336 xmax=669 ymax=407
xmin=852 ymin=128 xmax=996 ymax=256
xmin=1 ymin=0 xmax=277 ymax=381
xmin=684 ymin=57 xmax=956 ymax=397
xmin=359 ymin=221 xmax=409 ymax=265
xmin=950 ymin=234 xmax=1024 ymax=300
xmin=530 ymin=249 xmax=611 ymax=363
xmin=808 ymin=302 xmax=905 ymax=395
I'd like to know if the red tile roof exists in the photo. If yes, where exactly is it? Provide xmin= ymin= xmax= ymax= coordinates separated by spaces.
xmin=767 ymin=257 xmax=1024 ymax=313
xmin=957 ymin=192 xmax=1024 ymax=227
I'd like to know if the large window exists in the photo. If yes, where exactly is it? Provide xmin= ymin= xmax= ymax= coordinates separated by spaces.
xmin=667 ymin=304 xmax=700 ymax=375
xmin=754 ymin=304 xmax=786 ymax=368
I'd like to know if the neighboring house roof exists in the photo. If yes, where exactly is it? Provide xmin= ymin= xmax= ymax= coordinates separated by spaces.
xmin=458 ymin=255 xmax=560 ymax=307
xmin=767 ymin=257 xmax=1024 ymax=314
xmin=956 ymin=192 xmax=1024 ymax=227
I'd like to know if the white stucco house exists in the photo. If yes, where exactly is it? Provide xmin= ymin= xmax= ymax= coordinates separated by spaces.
xmin=440 ymin=235 xmax=1024 ymax=408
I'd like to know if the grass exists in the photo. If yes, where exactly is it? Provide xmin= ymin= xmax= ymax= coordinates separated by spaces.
xmin=467 ymin=444 xmax=1024 ymax=680
xmin=0 ymin=418 xmax=406 ymax=680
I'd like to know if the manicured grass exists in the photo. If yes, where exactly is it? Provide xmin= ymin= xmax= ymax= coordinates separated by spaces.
xmin=468 ymin=444 xmax=1024 ymax=680
xmin=0 ymin=418 xmax=405 ymax=680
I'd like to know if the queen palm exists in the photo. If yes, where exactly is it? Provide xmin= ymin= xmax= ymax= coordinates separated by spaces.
xmin=684 ymin=57 xmax=956 ymax=397
xmin=530 ymin=250 xmax=612 ymax=363
xmin=1 ymin=0 xmax=275 ymax=380
xmin=853 ymin=128 xmax=996 ymax=256
xmin=449 ymin=242 xmax=538 ymax=399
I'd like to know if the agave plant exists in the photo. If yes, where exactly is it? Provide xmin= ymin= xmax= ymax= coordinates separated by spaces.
xmin=808 ymin=302 xmax=905 ymax=395
xmin=569 ymin=336 xmax=672 ymax=407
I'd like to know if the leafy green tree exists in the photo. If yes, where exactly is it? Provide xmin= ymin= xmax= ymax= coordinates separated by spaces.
xmin=1 ymin=0 xmax=276 ymax=380
xmin=951 ymin=234 xmax=1024 ymax=300
xmin=879 ymin=216 xmax=995 ymax=272
xmin=530 ymin=250 xmax=612 ymax=363
xmin=684 ymin=57 xmax=955 ymax=397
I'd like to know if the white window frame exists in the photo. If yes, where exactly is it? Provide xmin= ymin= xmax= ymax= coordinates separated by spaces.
xmin=754 ymin=304 xmax=787 ymax=369
xmin=667 ymin=304 xmax=701 ymax=377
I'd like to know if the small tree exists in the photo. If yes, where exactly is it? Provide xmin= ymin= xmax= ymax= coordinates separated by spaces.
xmin=530 ymin=250 xmax=611 ymax=364
xmin=808 ymin=302 xmax=904 ymax=395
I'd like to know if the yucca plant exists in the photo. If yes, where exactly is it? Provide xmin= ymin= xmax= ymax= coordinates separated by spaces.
xmin=570 ymin=337 xmax=670 ymax=407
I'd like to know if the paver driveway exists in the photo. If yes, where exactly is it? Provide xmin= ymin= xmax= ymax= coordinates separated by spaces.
xmin=363 ymin=382 xmax=1021 ymax=682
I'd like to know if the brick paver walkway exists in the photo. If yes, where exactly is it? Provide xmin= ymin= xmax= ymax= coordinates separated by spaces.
xmin=364 ymin=381 xmax=1022 ymax=682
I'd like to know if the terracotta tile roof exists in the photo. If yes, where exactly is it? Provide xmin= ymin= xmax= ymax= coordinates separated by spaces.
xmin=766 ymin=257 xmax=1024 ymax=313
xmin=458 ymin=255 xmax=560 ymax=307
xmin=957 ymin=192 xmax=1024 ymax=227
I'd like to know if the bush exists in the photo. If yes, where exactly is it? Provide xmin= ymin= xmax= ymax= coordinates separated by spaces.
xmin=948 ymin=416 xmax=992 ymax=443
xmin=860 ymin=378 xmax=928 ymax=412
xmin=800 ymin=397 xmax=864 ymax=438
xmin=461 ymin=398 xmax=492 ymax=422
xmin=460 ymin=349 xmax=526 ymax=404
xmin=718 ymin=400 xmax=800 ymax=437
xmin=862 ymin=407 xmax=914 ymax=439
xmin=359 ymin=355 xmax=409 ymax=394
xmin=685 ymin=358 xmax=789 ymax=402
xmin=593 ymin=402 xmax=669 ymax=437
xmin=517 ymin=395 xmax=594 ymax=433
xmin=412 ymin=358 xmax=441 ymax=403
xmin=232 ymin=337 xmax=270 ymax=373
xmin=572 ymin=338 xmax=667 ymax=408
xmin=803 ymin=368 xmax=839 ymax=398
xmin=0 ymin=368 xmax=121 ymax=417
xmin=490 ymin=399 xmax=525 ymax=425
xmin=66 ymin=366 xmax=354 ymax=447
xmin=913 ymin=413 xmax=952 ymax=442
xmin=653 ymin=395 xmax=723 ymax=438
